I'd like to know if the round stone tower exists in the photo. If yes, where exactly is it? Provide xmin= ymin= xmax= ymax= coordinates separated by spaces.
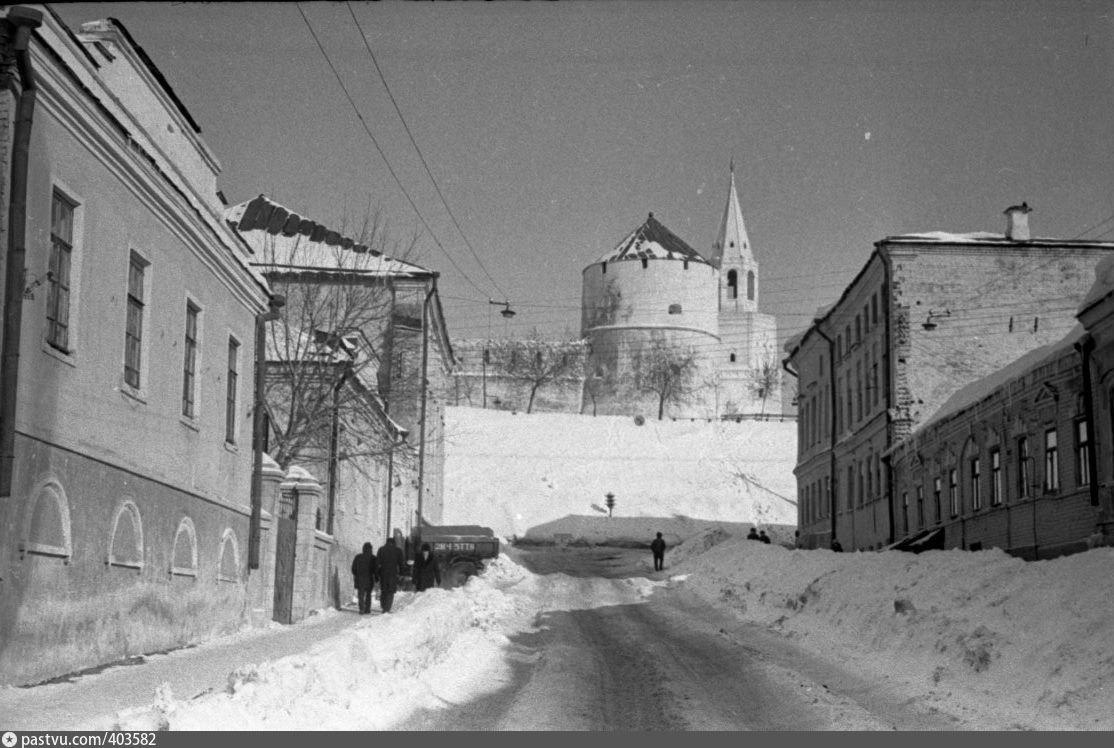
xmin=580 ymin=213 xmax=719 ymax=419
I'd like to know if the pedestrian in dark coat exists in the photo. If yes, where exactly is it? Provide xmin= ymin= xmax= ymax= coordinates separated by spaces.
xmin=830 ymin=538 xmax=844 ymax=552
xmin=746 ymin=527 xmax=760 ymax=541
xmin=650 ymin=532 xmax=666 ymax=571
xmin=351 ymin=542 xmax=378 ymax=614
xmin=759 ymin=530 xmax=771 ymax=544
xmin=375 ymin=537 xmax=406 ymax=613
xmin=413 ymin=542 xmax=442 ymax=592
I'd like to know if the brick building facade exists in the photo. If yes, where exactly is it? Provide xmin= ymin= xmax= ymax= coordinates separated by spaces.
xmin=785 ymin=205 xmax=1114 ymax=551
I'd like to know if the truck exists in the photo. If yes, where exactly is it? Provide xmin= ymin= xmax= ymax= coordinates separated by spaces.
xmin=407 ymin=524 xmax=501 ymax=589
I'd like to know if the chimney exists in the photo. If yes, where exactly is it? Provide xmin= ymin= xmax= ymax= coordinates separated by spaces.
xmin=1004 ymin=201 xmax=1032 ymax=241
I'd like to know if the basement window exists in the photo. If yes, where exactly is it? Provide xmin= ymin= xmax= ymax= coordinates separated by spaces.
xmin=668 ymin=304 xmax=682 ymax=315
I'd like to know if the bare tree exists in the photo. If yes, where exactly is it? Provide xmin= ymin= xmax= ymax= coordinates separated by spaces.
xmin=487 ymin=333 xmax=586 ymax=413
xmin=255 ymin=207 xmax=422 ymax=477
xmin=749 ymin=357 xmax=782 ymax=416
xmin=627 ymin=334 xmax=700 ymax=420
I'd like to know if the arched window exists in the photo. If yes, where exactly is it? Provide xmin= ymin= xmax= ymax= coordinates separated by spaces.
xmin=108 ymin=499 xmax=144 ymax=569
xmin=217 ymin=528 xmax=241 ymax=583
xmin=727 ymin=270 xmax=738 ymax=299
xmin=729 ymin=352 xmax=736 ymax=363
xmin=21 ymin=478 xmax=72 ymax=561
xmin=171 ymin=517 xmax=198 ymax=578
xmin=747 ymin=270 xmax=755 ymax=301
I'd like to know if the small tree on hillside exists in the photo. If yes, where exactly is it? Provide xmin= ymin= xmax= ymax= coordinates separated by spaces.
xmin=628 ymin=335 xmax=700 ymax=420
xmin=750 ymin=357 xmax=781 ymax=416
xmin=490 ymin=332 xmax=586 ymax=413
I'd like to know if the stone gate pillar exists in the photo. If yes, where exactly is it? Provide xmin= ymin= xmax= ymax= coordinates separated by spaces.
xmin=282 ymin=466 xmax=322 ymax=622
xmin=248 ymin=454 xmax=285 ymax=625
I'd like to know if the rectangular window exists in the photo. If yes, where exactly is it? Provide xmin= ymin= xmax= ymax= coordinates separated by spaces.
xmin=933 ymin=477 xmax=942 ymax=522
xmin=226 ymin=337 xmax=240 ymax=443
xmin=916 ymin=485 xmax=925 ymax=528
xmin=855 ymin=361 xmax=863 ymax=421
xmin=990 ymin=448 xmax=1002 ymax=506
xmin=847 ymin=466 xmax=854 ymax=510
xmin=949 ymin=469 xmax=958 ymax=517
xmin=902 ymin=492 xmax=909 ymax=534
xmin=124 ymin=254 xmax=146 ymax=389
xmin=824 ymin=476 xmax=830 ymax=517
xmin=871 ymin=344 xmax=879 ymax=407
xmin=871 ymin=293 xmax=879 ymax=326
xmin=47 ymin=191 xmax=75 ymax=351
xmin=858 ymin=462 xmax=865 ymax=507
xmin=182 ymin=302 xmax=200 ymax=418
xmin=1018 ymin=437 xmax=1031 ymax=498
xmin=1075 ymin=420 xmax=1090 ymax=486
xmin=1044 ymin=428 xmax=1059 ymax=492
xmin=971 ymin=457 xmax=982 ymax=511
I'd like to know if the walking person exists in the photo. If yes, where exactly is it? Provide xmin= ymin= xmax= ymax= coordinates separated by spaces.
xmin=746 ymin=527 xmax=760 ymax=541
xmin=650 ymin=531 xmax=666 ymax=571
xmin=413 ymin=542 xmax=442 ymax=592
xmin=376 ymin=537 xmax=406 ymax=613
xmin=758 ymin=530 xmax=771 ymax=544
xmin=351 ymin=542 xmax=378 ymax=615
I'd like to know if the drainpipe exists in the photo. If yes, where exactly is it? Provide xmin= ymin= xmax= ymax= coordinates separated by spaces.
xmin=0 ymin=6 xmax=44 ymax=499
xmin=249 ymin=294 xmax=285 ymax=569
xmin=415 ymin=278 xmax=436 ymax=529
xmin=782 ymin=356 xmax=801 ymax=528
xmin=326 ymin=358 xmax=353 ymax=536
xmin=1075 ymin=334 xmax=1099 ymax=506
xmin=878 ymin=253 xmax=897 ymax=545
xmin=815 ymin=327 xmax=839 ymax=546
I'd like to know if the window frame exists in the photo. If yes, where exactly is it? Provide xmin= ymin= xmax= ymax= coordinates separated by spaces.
xmin=122 ymin=251 xmax=150 ymax=394
xmin=225 ymin=336 xmax=241 ymax=445
xmin=990 ymin=447 xmax=1002 ymax=506
xmin=1044 ymin=428 xmax=1059 ymax=492
xmin=948 ymin=468 xmax=958 ymax=518
xmin=182 ymin=300 xmax=201 ymax=420
xmin=1075 ymin=419 xmax=1090 ymax=487
xmin=1018 ymin=436 xmax=1031 ymax=499
xmin=47 ymin=190 xmax=76 ymax=353
xmin=970 ymin=456 xmax=982 ymax=511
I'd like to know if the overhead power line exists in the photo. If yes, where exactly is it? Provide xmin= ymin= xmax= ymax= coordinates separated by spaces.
xmin=345 ymin=1 xmax=506 ymax=302
xmin=294 ymin=2 xmax=489 ymax=298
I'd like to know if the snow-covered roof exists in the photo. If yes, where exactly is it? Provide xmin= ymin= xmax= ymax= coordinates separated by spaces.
xmin=594 ymin=213 xmax=712 ymax=266
xmin=915 ymin=323 xmax=1084 ymax=433
xmin=226 ymin=196 xmax=434 ymax=279
xmin=1078 ymin=254 xmax=1114 ymax=316
xmin=889 ymin=231 xmax=1004 ymax=242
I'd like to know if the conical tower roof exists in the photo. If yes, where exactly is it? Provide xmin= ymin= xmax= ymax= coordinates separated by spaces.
xmin=596 ymin=213 xmax=712 ymax=266
xmin=709 ymin=162 xmax=753 ymax=269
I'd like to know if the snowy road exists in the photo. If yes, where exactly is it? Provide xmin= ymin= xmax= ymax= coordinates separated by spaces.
xmin=396 ymin=547 xmax=964 ymax=731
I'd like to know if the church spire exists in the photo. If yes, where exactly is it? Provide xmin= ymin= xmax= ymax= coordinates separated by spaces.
xmin=709 ymin=162 xmax=753 ymax=270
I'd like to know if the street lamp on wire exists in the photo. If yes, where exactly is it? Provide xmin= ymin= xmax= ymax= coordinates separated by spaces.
xmin=484 ymin=299 xmax=516 ymax=409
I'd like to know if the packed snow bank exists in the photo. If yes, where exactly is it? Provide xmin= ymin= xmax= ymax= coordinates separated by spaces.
xmin=443 ymin=407 xmax=798 ymax=538
xmin=86 ymin=534 xmax=1114 ymax=731
xmin=675 ymin=535 xmax=1114 ymax=730
xmin=94 ymin=556 xmax=663 ymax=731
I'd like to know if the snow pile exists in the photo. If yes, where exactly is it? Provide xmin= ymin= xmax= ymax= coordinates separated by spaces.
xmin=95 ymin=556 xmax=663 ymax=731
xmin=676 ymin=538 xmax=1114 ymax=730
xmin=79 ymin=540 xmax=1114 ymax=731
xmin=442 ymin=407 xmax=798 ymax=538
